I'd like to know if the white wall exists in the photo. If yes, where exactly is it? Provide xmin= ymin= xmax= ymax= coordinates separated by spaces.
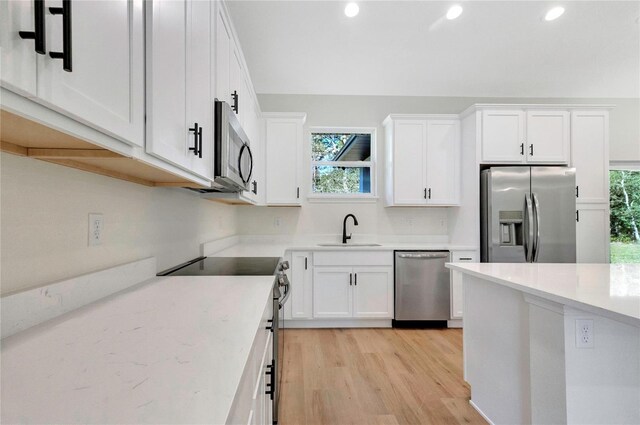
xmin=0 ymin=153 xmax=238 ymax=295
xmin=240 ymin=94 xmax=638 ymax=240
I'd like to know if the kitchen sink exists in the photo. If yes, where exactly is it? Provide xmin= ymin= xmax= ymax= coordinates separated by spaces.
xmin=317 ymin=243 xmax=382 ymax=247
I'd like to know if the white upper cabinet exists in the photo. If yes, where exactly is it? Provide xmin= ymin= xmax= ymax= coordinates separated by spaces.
xmin=214 ymin=6 xmax=231 ymax=104
xmin=425 ymin=120 xmax=461 ymax=205
xmin=571 ymin=110 xmax=609 ymax=204
xmin=480 ymin=108 xmax=570 ymax=165
xmin=1 ymin=0 xmax=38 ymax=96
xmin=146 ymin=0 xmax=213 ymax=180
xmin=264 ymin=113 xmax=306 ymax=206
xmin=384 ymin=115 xmax=461 ymax=207
xmin=481 ymin=109 xmax=525 ymax=163
xmin=1 ymin=0 xmax=145 ymax=147
xmin=525 ymin=110 xmax=570 ymax=164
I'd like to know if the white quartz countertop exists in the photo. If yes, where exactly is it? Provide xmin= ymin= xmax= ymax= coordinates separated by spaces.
xmin=212 ymin=240 xmax=477 ymax=258
xmin=1 ymin=275 xmax=275 ymax=424
xmin=447 ymin=263 xmax=640 ymax=326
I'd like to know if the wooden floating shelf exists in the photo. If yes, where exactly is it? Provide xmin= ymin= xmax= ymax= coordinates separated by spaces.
xmin=0 ymin=110 xmax=208 ymax=188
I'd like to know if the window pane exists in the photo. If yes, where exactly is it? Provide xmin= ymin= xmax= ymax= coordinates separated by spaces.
xmin=312 ymin=166 xmax=371 ymax=194
xmin=312 ymin=133 xmax=371 ymax=161
xmin=610 ymin=169 xmax=640 ymax=263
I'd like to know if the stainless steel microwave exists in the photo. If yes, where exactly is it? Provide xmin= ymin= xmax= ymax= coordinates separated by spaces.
xmin=212 ymin=100 xmax=253 ymax=192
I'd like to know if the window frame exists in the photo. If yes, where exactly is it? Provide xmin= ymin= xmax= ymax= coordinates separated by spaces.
xmin=308 ymin=126 xmax=377 ymax=201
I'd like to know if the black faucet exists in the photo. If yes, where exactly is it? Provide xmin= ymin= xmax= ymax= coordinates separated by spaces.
xmin=342 ymin=214 xmax=359 ymax=244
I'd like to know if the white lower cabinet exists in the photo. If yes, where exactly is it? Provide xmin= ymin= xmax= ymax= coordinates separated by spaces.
xmin=313 ymin=264 xmax=394 ymax=320
xmin=290 ymin=251 xmax=313 ymax=319
xmin=450 ymin=250 xmax=478 ymax=319
xmin=577 ymin=204 xmax=610 ymax=263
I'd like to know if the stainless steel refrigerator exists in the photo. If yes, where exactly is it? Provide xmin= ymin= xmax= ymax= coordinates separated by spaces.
xmin=481 ymin=166 xmax=576 ymax=263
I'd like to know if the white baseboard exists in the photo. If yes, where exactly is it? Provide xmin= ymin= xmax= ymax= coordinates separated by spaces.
xmin=470 ymin=400 xmax=495 ymax=425
xmin=1 ymin=257 xmax=156 ymax=339
xmin=284 ymin=319 xmax=392 ymax=328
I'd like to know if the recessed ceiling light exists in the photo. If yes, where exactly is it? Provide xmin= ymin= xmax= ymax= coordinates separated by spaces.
xmin=345 ymin=2 xmax=359 ymax=18
xmin=545 ymin=6 xmax=565 ymax=21
xmin=446 ymin=5 xmax=463 ymax=20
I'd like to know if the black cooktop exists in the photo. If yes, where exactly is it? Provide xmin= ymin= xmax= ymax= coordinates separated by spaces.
xmin=158 ymin=256 xmax=281 ymax=276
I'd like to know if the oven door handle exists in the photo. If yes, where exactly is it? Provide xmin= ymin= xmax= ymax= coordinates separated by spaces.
xmin=279 ymin=282 xmax=291 ymax=309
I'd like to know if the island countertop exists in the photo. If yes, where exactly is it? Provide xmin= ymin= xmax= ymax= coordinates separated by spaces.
xmin=446 ymin=263 xmax=640 ymax=326
xmin=1 ymin=275 xmax=275 ymax=424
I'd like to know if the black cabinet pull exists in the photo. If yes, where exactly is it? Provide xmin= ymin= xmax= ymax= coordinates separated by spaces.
xmin=188 ymin=123 xmax=200 ymax=157
xmin=48 ymin=0 xmax=72 ymax=72
xmin=349 ymin=273 xmax=352 ymax=286
xmin=265 ymin=360 xmax=274 ymax=400
xmin=19 ymin=0 xmax=46 ymax=54
xmin=529 ymin=144 xmax=534 ymax=156
xmin=251 ymin=180 xmax=257 ymax=195
xmin=424 ymin=188 xmax=427 ymax=199
xmin=520 ymin=143 xmax=524 ymax=156
xmin=459 ymin=257 xmax=473 ymax=261
xmin=576 ymin=210 xmax=580 ymax=222
xmin=575 ymin=185 xmax=579 ymax=198
xmin=428 ymin=188 xmax=431 ymax=199
xmin=231 ymin=90 xmax=238 ymax=113
xmin=197 ymin=126 xmax=202 ymax=158
xmin=304 ymin=257 xmax=307 ymax=270
xmin=296 ymin=187 xmax=300 ymax=199
xmin=266 ymin=319 xmax=273 ymax=332
xmin=354 ymin=273 xmax=357 ymax=286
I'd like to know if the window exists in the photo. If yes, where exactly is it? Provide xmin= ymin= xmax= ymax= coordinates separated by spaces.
xmin=610 ymin=169 xmax=640 ymax=263
xmin=310 ymin=128 xmax=375 ymax=198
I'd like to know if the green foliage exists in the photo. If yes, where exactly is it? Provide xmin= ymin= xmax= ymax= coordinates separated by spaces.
xmin=312 ymin=134 xmax=349 ymax=161
xmin=610 ymin=242 xmax=640 ymax=263
xmin=313 ymin=166 xmax=361 ymax=194
xmin=610 ymin=170 xmax=640 ymax=243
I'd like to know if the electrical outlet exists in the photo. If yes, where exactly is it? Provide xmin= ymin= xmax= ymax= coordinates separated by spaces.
xmin=406 ymin=217 xmax=414 ymax=227
xmin=274 ymin=217 xmax=281 ymax=228
xmin=575 ymin=319 xmax=594 ymax=348
xmin=88 ymin=213 xmax=104 ymax=246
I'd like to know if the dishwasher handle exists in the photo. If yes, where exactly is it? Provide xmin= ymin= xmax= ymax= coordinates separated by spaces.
xmin=396 ymin=253 xmax=449 ymax=259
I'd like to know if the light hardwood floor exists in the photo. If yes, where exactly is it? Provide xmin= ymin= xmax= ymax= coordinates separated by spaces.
xmin=279 ymin=328 xmax=486 ymax=425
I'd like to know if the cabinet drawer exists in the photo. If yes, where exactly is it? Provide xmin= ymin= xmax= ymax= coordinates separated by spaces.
xmin=314 ymin=251 xmax=393 ymax=267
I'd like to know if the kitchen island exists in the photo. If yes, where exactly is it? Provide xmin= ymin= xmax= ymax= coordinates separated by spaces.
xmin=446 ymin=263 xmax=640 ymax=425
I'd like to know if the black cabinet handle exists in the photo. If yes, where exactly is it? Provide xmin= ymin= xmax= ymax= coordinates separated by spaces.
xmin=354 ymin=273 xmax=357 ymax=286
xmin=428 ymin=188 xmax=431 ymax=199
xmin=251 ymin=180 xmax=257 ymax=195
xmin=266 ymin=319 xmax=273 ymax=332
xmin=520 ymin=143 xmax=524 ymax=156
xmin=265 ymin=360 xmax=274 ymax=400
xmin=231 ymin=90 xmax=238 ymax=113
xmin=575 ymin=185 xmax=579 ymax=198
xmin=19 ymin=0 xmax=46 ymax=54
xmin=349 ymin=273 xmax=352 ymax=286
xmin=424 ymin=188 xmax=427 ymax=199
xmin=188 ymin=123 xmax=200 ymax=157
xmin=48 ymin=0 xmax=72 ymax=72
xmin=297 ymin=187 xmax=300 ymax=199
xmin=304 ymin=257 xmax=307 ymax=270
xmin=576 ymin=210 xmax=580 ymax=222
xmin=197 ymin=126 xmax=202 ymax=158
xmin=459 ymin=257 xmax=473 ymax=261
xmin=529 ymin=144 xmax=534 ymax=156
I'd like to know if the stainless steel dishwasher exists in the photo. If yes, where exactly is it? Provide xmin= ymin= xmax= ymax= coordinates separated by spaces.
xmin=393 ymin=251 xmax=451 ymax=327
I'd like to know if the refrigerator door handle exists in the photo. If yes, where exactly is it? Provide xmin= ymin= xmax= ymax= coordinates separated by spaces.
xmin=523 ymin=194 xmax=534 ymax=263
xmin=532 ymin=193 xmax=541 ymax=262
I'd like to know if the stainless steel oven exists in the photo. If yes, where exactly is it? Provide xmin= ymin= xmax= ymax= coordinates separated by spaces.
xmin=212 ymin=100 xmax=253 ymax=192
xmin=272 ymin=262 xmax=290 ymax=425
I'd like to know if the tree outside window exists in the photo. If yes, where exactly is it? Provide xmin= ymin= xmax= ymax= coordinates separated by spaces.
xmin=610 ymin=169 xmax=640 ymax=263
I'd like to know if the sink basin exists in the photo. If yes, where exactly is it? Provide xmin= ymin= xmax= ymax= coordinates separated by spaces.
xmin=317 ymin=243 xmax=382 ymax=247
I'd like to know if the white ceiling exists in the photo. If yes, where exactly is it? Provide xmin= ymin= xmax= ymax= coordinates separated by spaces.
xmin=226 ymin=1 xmax=640 ymax=98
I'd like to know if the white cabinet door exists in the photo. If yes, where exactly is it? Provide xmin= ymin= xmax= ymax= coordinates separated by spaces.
xmin=186 ymin=0 xmax=213 ymax=180
xmin=214 ymin=6 xmax=231 ymax=104
xmin=571 ymin=111 xmax=609 ymax=204
xmin=1 ymin=0 xmax=37 ymax=96
xmin=352 ymin=267 xmax=393 ymax=318
xmin=313 ymin=267 xmax=353 ymax=318
xmin=392 ymin=120 xmax=427 ymax=205
xmin=481 ymin=109 xmax=525 ymax=163
xmin=450 ymin=251 xmax=478 ymax=319
xmin=37 ymin=0 xmax=144 ymax=147
xmin=290 ymin=251 xmax=313 ymax=319
xmin=265 ymin=115 xmax=303 ymax=205
xmin=146 ymin=0 xmax=189 ymax=170
xmin=425 ymin=119 xmax=460 ymax=205
xmin=525 ymin=110 xmax=570 ymax=164
xmin=230 ymin=45 xmax=243 ymax=123
xmin=577 ymin=205 xmax=610 ymax=263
